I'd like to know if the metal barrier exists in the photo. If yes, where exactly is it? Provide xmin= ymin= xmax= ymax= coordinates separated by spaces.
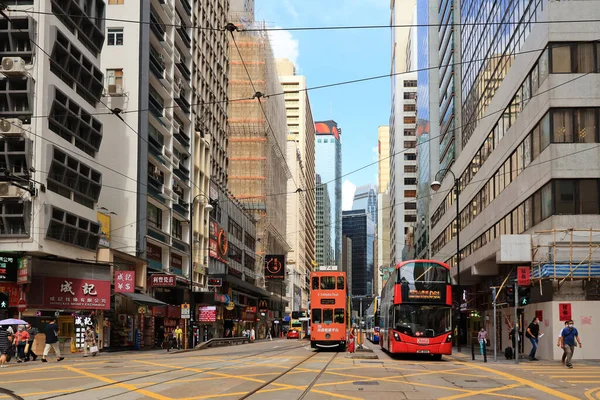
xmin=471 ymin=337 xmax=488 ymax=363
xmin=194 ymin=336 xmax=250 ymax=350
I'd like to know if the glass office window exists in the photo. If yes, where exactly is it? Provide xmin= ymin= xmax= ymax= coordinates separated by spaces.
xmin=551 ymin=44 xmax=572 ymax=73
xmin=553 ymin=109 xmax=574 ymax=143
xmin=579 ymin=180 xmax=599 ymax=214
xmin=575 ymin=43 xmax=595 ymax=73
xmin=575 ymin=109 xmax=596 ymax=143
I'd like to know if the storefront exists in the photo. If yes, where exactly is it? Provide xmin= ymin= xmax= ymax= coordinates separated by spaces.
xmin=0 ymin=253 xmax=29 ymax=319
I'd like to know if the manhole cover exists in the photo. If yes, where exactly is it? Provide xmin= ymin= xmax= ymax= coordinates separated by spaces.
xmin=353 ymin=381 xmax=379 ymax=386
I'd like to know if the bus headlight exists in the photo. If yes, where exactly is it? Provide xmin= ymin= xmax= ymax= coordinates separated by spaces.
xmin=326 ymin=333 xmax=331 ymax=339
xmin=393 ymin=332 xmax=401 ymax=341
xmin=446 ymin=334 xmax=452 ymax=343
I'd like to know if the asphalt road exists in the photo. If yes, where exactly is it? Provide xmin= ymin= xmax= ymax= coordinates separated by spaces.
xmin=0 ymin=339 xmax=598 ymax=399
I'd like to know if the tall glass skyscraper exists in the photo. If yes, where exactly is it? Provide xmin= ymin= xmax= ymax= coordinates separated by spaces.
xmin=315 ymin=174 xmax=332 ymax=266
xmin=315 ymin=120 xmax=342 ymax=267
xmin=342 ymin=210 xmax=375 ymax=299
xmin=352 ymin=184 xmax=378 ymax=223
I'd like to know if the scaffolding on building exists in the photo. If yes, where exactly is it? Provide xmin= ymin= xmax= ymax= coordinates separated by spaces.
xmin=227 ymin=17 xmax=291 ymax=285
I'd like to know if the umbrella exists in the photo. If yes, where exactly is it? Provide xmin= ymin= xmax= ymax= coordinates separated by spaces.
xmin=0 ymin=318 xmax=28 ymax=325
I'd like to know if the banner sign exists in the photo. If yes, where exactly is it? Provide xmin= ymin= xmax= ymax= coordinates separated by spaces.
xmin=150 ymin=274 xmax=176 ymax=287
xmin=17 ymin=256 xmax=31 ymax=284
xmin=208 ymin=278 xmax=222 ymax=287
xmin=0 ymin=254 xmax=19 ymax=282
xmin=43 ymin=277 xmax=110 ymax=310
xmin=198 ymin=306 xmax=217 ymax=322
xmin=408 ymin=289 xmax=441 ymax=300
xmin=264 ymin=255 xmax=285 ymax=279
xmin=517 ymin=266 xmax=531 ymax=286
xmin=559 ymin=303 xmax=572 ymax=322
xmin=115 ymin=270 xmax=135 ymax=293
xmin=0 ymin=282 xmax=19 ymax=306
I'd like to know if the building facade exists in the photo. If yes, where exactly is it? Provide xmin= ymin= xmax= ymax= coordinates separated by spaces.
xmin=378 ymin=126 xmax=391 ymax=192
xmin=429 ymin=0 xmax=600 ymax=360
xmin=315 ymin=174 xmax=333 ymax=266
xmin=277 ymin=58 xmax=316 ymax=312
xmin=315 ymin=120 xmax=342 ymax=267
xmin=342 ymin=210 xmax=375 ymax=300
xmin=352 ymin=184 xmax=378 ymax=223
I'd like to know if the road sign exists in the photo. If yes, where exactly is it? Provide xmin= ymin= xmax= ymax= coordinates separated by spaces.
xmin=17 ymin=299 xmax=26 ymax=312
xmin=181 ymin=303 xmax=190 ymax=319
xmin=208 ymin=278 xmax=222 ymax=287
xmin=517 ymin=266 xmax=530 ymax=286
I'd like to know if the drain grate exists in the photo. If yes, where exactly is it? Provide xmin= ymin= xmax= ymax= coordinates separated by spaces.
xmin=465 ymin=380 xmax=478 ymax=383
xmin=353 ymin=381 xmax=379 ymax=386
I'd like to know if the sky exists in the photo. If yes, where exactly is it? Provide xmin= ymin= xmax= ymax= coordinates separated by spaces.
xmin=255 ymin=0 xmax=391 ymax=201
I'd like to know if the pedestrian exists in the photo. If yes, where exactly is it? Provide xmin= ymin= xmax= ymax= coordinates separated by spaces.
xmin=13 ymin=325 xmax=30 ymax=363
xmin=174 ymin=326 xmax=183 ymax=350
xmin=0 ymin=325 xmax=12 ymax=368
xmin=42 ymin=318 xmax=64 ymax=362
xmin=250 ymin=327 xmax=256 ymax=342
xmin=83 ymin=326 xmax=98 ymax=357
xmin=509 ymin=324 xmax=520 ymax=353
xmin=267 ymin=327 xmax=272 ymax=341
xmin=347 ymin=324 xmax=357 ymax=356
xmin=478 ymin=327 xmax=488 ymax=356
xmin=557 ymin=321 xmax=569 ymax=365
xmin=25 ymin=324 xmax=38 ymax=361
xmin=526 ymin=316 xmax=542 ymax=361
xmin=559 ymin=320 xmax=582 ymax=369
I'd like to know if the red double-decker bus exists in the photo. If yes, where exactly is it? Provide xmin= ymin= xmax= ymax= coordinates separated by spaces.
xmin=380 ymin=260 xmax=452 ymax=359
xmin=310 ymin=271 xmax=347 ymax=350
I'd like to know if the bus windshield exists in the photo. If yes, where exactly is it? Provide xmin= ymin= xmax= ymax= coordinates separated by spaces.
xmin=394 ymin=305 xmax=451 ymax=337
xmin=397 ymin=262 xmax=450 ymax=285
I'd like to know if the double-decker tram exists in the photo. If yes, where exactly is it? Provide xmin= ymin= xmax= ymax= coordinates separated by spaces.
xmin=310 ymin=271 xmax=347 ymax=350
xmin=380 ymin=260 xmax=452 ymax=359
xmin=365 ymin=296 xmax=380 ymax=344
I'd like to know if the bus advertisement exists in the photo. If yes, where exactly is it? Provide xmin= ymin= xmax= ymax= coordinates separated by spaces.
xmin=380 ymin=260 xmax=452 ymax=359
xmin=366 ymin=296 xmax=380 ymax=344
xmin=310 ymin=271 xmax=347 ymax=350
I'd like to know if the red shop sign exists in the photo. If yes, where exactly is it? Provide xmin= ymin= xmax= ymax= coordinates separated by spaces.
xmin=43 ymin=277 xmax=110 ymax=310
xmin=114 ymin=270 xmax=135 ymax=293
xmin=150 ymin=274 xmax=176 ymax=287
xmin=559 ymin=303 xmax=572 ymax=322
xmin=517 ymin=266 xmax=531 ymax=286
xmin=198 ymin=306 xmax=217 ymax=322
xmin=0 ymin=282 xmax=20 ymax=306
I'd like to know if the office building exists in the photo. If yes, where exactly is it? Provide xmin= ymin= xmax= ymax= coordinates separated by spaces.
xmin=352 ymin=184 xmax=378 ymax=223
xmin=378 ymin=126 xmax=391 ymax=192
xmin=277 ymin=58 xmax=316 ymax=311
xmin=428 ymin=0 xmax=600 ymax=359
xmin=342 ymin=210 xmax=375 ymax=301
xmin=315 ymin=174 xmax=332 ymax=266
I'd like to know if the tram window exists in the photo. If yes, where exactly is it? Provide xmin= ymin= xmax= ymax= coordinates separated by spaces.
xmin=323 ymin=309 xmax=334 ymax=324
xmin=312 ymin=309 xmax=322 ymax=323
xmin=334 ymin=308 xmax=344 ymax=324
xmin=312 ymin=277 xmax=319 ymax=290
xmin=320 ymin=276 xmax=336 ymax=289
xmin=337 ymin=276 xmax=344 ymax=290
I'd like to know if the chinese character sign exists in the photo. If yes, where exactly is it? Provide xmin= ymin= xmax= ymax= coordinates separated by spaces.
xmin=517 ymin=266 xmax=531 ymax=286
xmin=0 ymin=255 xmax=18 ymax=282
xmin=114 ymin=271 xmax=135 ymax=293
xmin=150 ymin=274 xmax=176 ymax=287
xmin=43 ymin=277 xmax=110 ymax=310
xmin=559 ymin=303 xmax=572 ymax=321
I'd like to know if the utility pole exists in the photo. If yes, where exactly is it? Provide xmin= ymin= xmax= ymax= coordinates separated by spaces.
xmin=492 ymin=287 xmax=497 ymax=361
xmin=514 ymin=280 xmax=519 ymax=364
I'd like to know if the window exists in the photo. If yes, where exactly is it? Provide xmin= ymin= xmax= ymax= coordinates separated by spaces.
xmin=172 ymin=218 xmax=183 ymax=239
xmin=106 ymin=69 xmax=123 ymax=94
xmin=579 ymin=180 xmax=599 ymax=214
xmin=244 ymin=232 xmax=255 ymax=249
xmin=404 ymin=190 xmax=416 ymax=197
xmin=404 ymin=117 xmax=416 ymax=124
xmin=323 ymin=309 xmax=333 ymax=324
xmin=0 ymin=200 xmax=30 ymax=237
xmin=405 ymin=202 xmax=417 ymax=210
xmin=108 ymin=0 xmax=124 ymax=4
xmin=312 ymin=277 xmax=319 ymax=290
xmin=575 ymin=109 xmax=597 ymax=143
xmin=404 ymin=129 xmax=416 ymax=136
xmin=404 ymin=80 xmax=417 ymax=87
xmin=551 ymin=44 xmax=572 ymax=73
xmin=404 ymin=153 xmax=416 ymax=161
xmin=147 ymin=203 xmax=162 ymax=229
xmin=553 ymin=109 xmax=574 ymax=143
xmin=404 ymin=92 xmax=416 ymax=99
xmin=404 ymin=178 xmax=417 ymax=185
xmin=107 ymin=28 xmax=123 ymax=46
xmin=337 ymin=276 xmax=344 ymax=290
xmin=404 ymin=165 xmax=417 ymax=173
xmin=47 ymin=147 xmax=102 ymax=209
xmin=334 ymin=309 xmax=344 ymax=324
xmin=320 ymin=276 xmax=336 ymax=290
xmin=46 ymin=206 xmax=100 ymax=251
xmin=312 ymin=309 xmax=322 ymax=323
xmin=405 ymin=214 xmax=417 ymax=222
xmin=404 ymin=104 xmax=416 ymax=112
xmin=575 ymin=43 xmax=595 ymax=73
xmin=404 ymin=141 xmax=416 ymax=148
xmin=228 ymin=243 xmax=242 ymax=264
xmin=554 ymin=180 xmax=575 ymax=215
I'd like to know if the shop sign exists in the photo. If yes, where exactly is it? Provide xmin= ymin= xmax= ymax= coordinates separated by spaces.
xmin=152 ymin=306 xmax=166 ymax=317
xmin=208 ymin=278 xmax=222 ymax=287
xmin=258 ymin=299 xmax=268 ymax=313
xmin=217 ymin=229 xmax=228 ymax=259
xmin=150 ymin=274 xmax=176 ymax=287
xmin=209 ymin=181 xmax=218 ymax=201
xmin=209 ymin=221 xmax=219 ymax=240
xmin=198 ymin=306 xmax=216 ymax=322
xmin=517 ymin=266 xmax=531 ymax=286
xmin=138 ymin=306 xmax=148 ymax=314
xmin=170 ymin=253 xmax=183 ymax=272
xmin=0 ymin=282 xmax=19 ymax=306
xmin=209 ymin=239 xmax=218 ymax=259
xmin=264 ymin=255 xmax=285 ymax=280
xmin=225 ymin=301 xmax=235 ymax=311
xmin=114 ymin=270 xmax=135 ymax=293
xmin=167 ymin=305 xmax=181 ymax=318
xmin=559 ymin=303 xmax=572 ymax=321
xmin=97 ymin=212 xmax=111 ymax=247
xmin=245 ymin=306 xmax=257 ymax=313
xmin=17 ymin=256 xmax=31 ymax=284
xmin=43 ymin=277 xmax=110 ymax=310
xmin=146 ymin=242 xmax=163 ymax=263
xmin=0 ymin=254 xmax=18 ymax=282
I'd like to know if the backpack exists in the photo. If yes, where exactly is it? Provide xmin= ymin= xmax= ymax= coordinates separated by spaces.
xmin=504 ymin=346 xmax=513 ymax=360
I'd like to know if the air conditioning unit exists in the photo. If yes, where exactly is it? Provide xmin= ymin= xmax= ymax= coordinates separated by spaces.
xmin=0 ymin=118 xmax=25 ymax=137
xmin=1 ymin=57 xmax=26 ymax=76
xmin=0 ymin=182 xmax=23 ymax=197
xmin=107 ymin=84 xmax=123 ymax=96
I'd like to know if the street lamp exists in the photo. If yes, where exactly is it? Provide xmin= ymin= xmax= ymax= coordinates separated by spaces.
xmin=430 ymin=168 xmax=461 ymax=352
xmin=189 ymin=193 xmax=212 ymax=348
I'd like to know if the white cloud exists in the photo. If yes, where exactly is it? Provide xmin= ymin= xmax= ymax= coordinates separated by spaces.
xmin=283 ymin=0 xmax=299 ymax=20
xmin=268 ymin=26 xmax=299 ymax=67
xmin=342 ymin=180 xmax=357 ymax=211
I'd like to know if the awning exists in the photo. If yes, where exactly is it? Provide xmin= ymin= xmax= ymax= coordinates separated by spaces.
xmin=120 ymin=292 xmax=166 ymax=306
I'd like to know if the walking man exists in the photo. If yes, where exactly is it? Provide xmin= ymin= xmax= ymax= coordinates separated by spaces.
xmin=174 ymin=326 xmax=183 ymax=350
xmin=559 ymin=320 xmax=582 ymax=369
xmin=25 ymin=324 xmax=38 ymax=361
xmin=526 ymin=316 xmax=542 ymax=361
xmin=557 ymin=321 xmax=569 ymax=365
xmin=42 ymin=318 xmax=64 ymax=362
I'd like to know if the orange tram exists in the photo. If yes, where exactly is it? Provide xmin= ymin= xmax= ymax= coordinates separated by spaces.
xmin=380 ymin=260 xmax=453 ymax=360
xmin=309 ymin=271 xmax=348 ymax=350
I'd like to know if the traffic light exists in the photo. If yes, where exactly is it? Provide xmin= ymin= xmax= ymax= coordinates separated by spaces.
xmin=506 ymin=286 xmax=515 ymax=306
xmin=518 ymin=287 xmax=531 ymax=306
xmin=0 ymin=292 xmax=8 ymax=309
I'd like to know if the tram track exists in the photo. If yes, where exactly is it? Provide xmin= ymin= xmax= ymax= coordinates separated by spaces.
xmin=36 ymin=342 xmax=307 ymax=400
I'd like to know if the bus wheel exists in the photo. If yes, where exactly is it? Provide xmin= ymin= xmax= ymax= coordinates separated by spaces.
xmin=432 ymin=354 xmax=442 ymax=361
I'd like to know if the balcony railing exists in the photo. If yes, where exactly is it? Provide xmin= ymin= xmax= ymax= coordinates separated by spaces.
xmin=173 ymin=167 xmax=189 ymax=182
xmin=179 ymin=0 xmax=191 ymax=16
xmin=175 ymin=60 xmax=191 ymax=80
xmin=176 ymin=27 xmax=191 ymax=48
xmin=150 ymin=12 xmax=165 ymax=41
xmin=174 ymin=96 xmax=190 ymax=114
xmin=148 ymin=137 xmax=164 ymax=160
xmin=172 ymin=237 xmax=189 ymax=253
xmin=148 ymin=226 xmax=168 ymax=243
xmin=174 ymin=130 xmax=190 ymax=148
xmin=173 ymin=201 xmax=189 ymax=217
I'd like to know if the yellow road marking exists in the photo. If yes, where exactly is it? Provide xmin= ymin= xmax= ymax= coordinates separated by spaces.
xmin=182 ymin=391 xmax=250 ymax=399
xmin=0 ymin=389 xmax=80 ymax=398
xmin=567 ymin=381 xmax=600 ymax=383
xmin=461 ymin=362 xmax=581 ymax=400
xmin=0 ymin=365 xmax=55 ymax=375
xmin=584 ymin=387 xmax=600 ymax=400
xmin=310 ymin=389 xmax=364 ymax=400
xmin=0 ymin=376 xmax=79 ymax=384
xmin=63 ymin=365 xmax=171 ymax=400
xmin=437 ymin=383 xmax=521 ymax=400
xmin=100 ymin=370 xmax=168 ymax=377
